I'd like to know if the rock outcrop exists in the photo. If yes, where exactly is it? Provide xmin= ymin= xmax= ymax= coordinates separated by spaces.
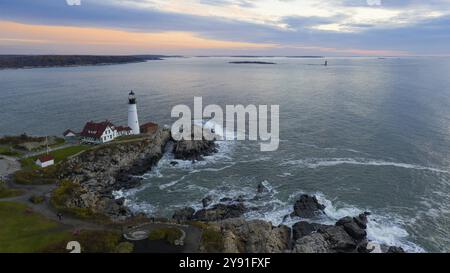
xmin=172 ymin=207 xmax=195 ymax=222
xmin=213 ymin=219 xmax=291 ymax=253
xmin=172 ymin=133 xmax=218 ymax=161
xmin=292 ymin=221 xmax=331 ymax=241
xmin=171 ymin=192 xmax=405 ymax=253
xmin=290 ymin=194 xmax=325 ymax=218
xmin=293 ymin=225 xmax=358 ymax=253
xmin=335 ymin=213 xmax=370 ymax=241
xmin=193 ymin=203 xmax=246 ymax=222
xmin=58 ymin=128 xmax=171 ymax=220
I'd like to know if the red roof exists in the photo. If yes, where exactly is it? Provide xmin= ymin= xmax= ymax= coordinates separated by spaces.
xmin=140 ymin=122 xmax=158 ymax=129
xmin=38 ymin=155 xmax=54 ymax=162
xmin=80 ymin=121 xmax=114 ymax=139
xmin=116 ymin=126 xmax=132 ymax=132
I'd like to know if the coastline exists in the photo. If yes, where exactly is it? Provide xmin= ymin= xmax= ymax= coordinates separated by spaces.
xmin=0 ymin=55 xmax=171 ymax=70
xmin=4 ymin=128 xmax=417 ymax=253
xmin=1 ymin=129 xmax=412 ymax=253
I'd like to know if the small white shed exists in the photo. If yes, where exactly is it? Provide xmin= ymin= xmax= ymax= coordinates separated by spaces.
xmin=36 ymin=155 xmax=55 ymax=168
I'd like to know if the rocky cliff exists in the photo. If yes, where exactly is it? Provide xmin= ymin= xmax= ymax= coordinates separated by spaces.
xmin=59 ymin=129 xmax=171 ymax=219
xmin=172 ymin=137 xmax=217 ymax=161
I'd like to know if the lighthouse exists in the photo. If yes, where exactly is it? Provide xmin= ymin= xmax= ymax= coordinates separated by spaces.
xmin=127 ymin=90 xmax=140 ymax=135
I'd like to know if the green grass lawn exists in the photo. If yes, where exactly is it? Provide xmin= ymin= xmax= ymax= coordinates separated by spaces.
xmin=148 ymin=227 xmax=183 ymax=245
xmin=0 ymin=185 xmax=23 ymax=198
xmin=0 ymin=201 xmax=126 ymax=253
xmin=0 ymin=202 xmax=71 ymax=253
xmin=20 ymin=145 xmax=90 ymax=170
xmin=0 ymin=146 xmax=21 ymax=157
xmin=14 ymin=145 xmax=90 ymax=185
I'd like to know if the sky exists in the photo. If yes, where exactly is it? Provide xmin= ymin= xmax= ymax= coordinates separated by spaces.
xmin=1 ymin=0 xmax=450 ymax=56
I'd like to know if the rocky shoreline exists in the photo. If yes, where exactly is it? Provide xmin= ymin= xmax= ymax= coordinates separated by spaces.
xmin=59 ymin=128 xmax=172 ymax=219
xmin=57 ymin=128 xmax=219 ymax=220
xmin=54 ymin=129 xmax=405 ymax=253
xmin=171 ymin=191 xmax=405 ymax=253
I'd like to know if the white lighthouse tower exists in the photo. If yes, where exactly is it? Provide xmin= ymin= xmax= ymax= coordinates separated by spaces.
xmin=127 ymin=90 xmax=140 ymax=135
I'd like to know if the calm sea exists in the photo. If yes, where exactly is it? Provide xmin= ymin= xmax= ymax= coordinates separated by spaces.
xmin=1 ymin=57 xmax=450 ymax=252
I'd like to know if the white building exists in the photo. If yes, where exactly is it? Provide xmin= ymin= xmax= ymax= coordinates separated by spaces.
xmin=128 ymin=91 xmax=140 ymax=135
xmin=36 ymin=155 xmax=55 ymax=168
xmin=63 ymin=129 xmax=77 ymax=138
xmin=80 ymin=121 xmax=132 ymax=144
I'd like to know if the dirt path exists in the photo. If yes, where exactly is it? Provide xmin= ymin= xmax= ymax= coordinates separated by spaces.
xmin=22 ymin=143 xmax=75 ymax=158
xmin=0 ymin=156 xmax=21 ymax=180
xmin=3 ymin=181 xmax=102 ymax=230
xmin=1 ymin=139 xmax=203 ymax=252
xmin=2 ymin=180 xmax=203 ymax=252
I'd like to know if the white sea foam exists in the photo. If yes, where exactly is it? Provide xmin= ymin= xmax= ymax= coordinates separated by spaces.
xmin=297 ymin=142 xmax=370 ymax=156
xmin=242 ymin=184 xmax=425 ymax=253
xmin=280 ymin=157 xmax=449 ymax=174
xmin=277 ymin=172 xmax=293 ymax=178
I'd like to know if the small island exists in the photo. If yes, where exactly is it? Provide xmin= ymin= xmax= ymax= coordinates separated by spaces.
xmin=229 ymin=61 xmax=276 ymax=65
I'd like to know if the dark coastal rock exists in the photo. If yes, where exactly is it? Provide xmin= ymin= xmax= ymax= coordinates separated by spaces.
xmin=216 ymin=219 xmax=291 ymax=253
xmin=202 ymin=196 xmax=213 ymax=208
xmin=292 ymin=211 xmax=373 ymax=253
xmin=387 ymin=246 xmax=406 ymax=253
xmin=172 ymin=136 xmax=218 ymax=161
xmin=115 ymin=197 xmax=125 ymax=206
xmin=172 ymin=207 xmax=195 ymax=222
xmin=292 ymin=225 xmax=357 ymax=253
xmin=354 ymin=212 xmax=370 ymax=229
xmin=290 ymin=195 xmax=326 ymax=218
xmin=322 ymin=226 xmax=358 ymax=252
xmin=335 ymin=213 xmax=370 ymax=241
xmin=292 ymin=221 xmax=332 ymax=241
xmin=218 ymin=195 xmax=245 ymax=204
xmin=292 ymin=232 xmax=330 ymax=253
xmin=193 ymin=203 xmax=245 ymax=221
xmin=257 ymin=182 xmax=270 ymax=194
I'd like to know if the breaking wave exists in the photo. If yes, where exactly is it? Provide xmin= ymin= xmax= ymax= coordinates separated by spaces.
xmin=280 ymin=157 xmax=449 ymax=174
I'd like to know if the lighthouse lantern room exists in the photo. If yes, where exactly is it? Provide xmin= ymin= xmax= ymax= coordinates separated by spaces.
xmin=128 ymin=90 xmax=140 ymax=135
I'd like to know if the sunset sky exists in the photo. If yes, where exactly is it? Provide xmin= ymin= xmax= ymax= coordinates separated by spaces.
xmin=1 ymin=0 xmax=450 ymax=56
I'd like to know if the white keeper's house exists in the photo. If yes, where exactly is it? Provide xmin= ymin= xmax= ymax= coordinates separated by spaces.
xmin=80 ymin=120 xmax=132 ymax=144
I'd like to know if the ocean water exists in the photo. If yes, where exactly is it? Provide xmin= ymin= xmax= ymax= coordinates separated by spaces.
xmin=1 ymin=57 xmax=450 ymax=252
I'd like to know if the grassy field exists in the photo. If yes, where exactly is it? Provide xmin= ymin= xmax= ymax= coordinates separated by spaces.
xmin=14 ymin=145 xmax=90 ymax=185
xmin=0 ymin=201 xmax=127 ymax=253
xmin=0 ymin=202 xmax=71 ymax=253
xmin=0 ymin=146 xmax=21 ymax=157
xmin=20 ymin=145 xmax=90 ymax=170
xmin=0 ymin=184 xmax=23 ymax=198
xmin=148 ymin=227 xmax=183 ymax=245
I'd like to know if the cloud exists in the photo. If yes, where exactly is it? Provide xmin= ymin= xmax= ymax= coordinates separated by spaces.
xmin=366 ymin=0 xmax=382 ymax=6
xmin=0 ymin=20 xmax=275 ymax=54
xmin=0 ymin=0 xmax=450 ymax=55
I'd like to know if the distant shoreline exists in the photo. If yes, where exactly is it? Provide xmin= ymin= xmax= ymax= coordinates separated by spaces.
xmin=229 ymin=61 xmax=276 ymax=65
xmin=0 ymin=55 xmax=182 ymax=70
